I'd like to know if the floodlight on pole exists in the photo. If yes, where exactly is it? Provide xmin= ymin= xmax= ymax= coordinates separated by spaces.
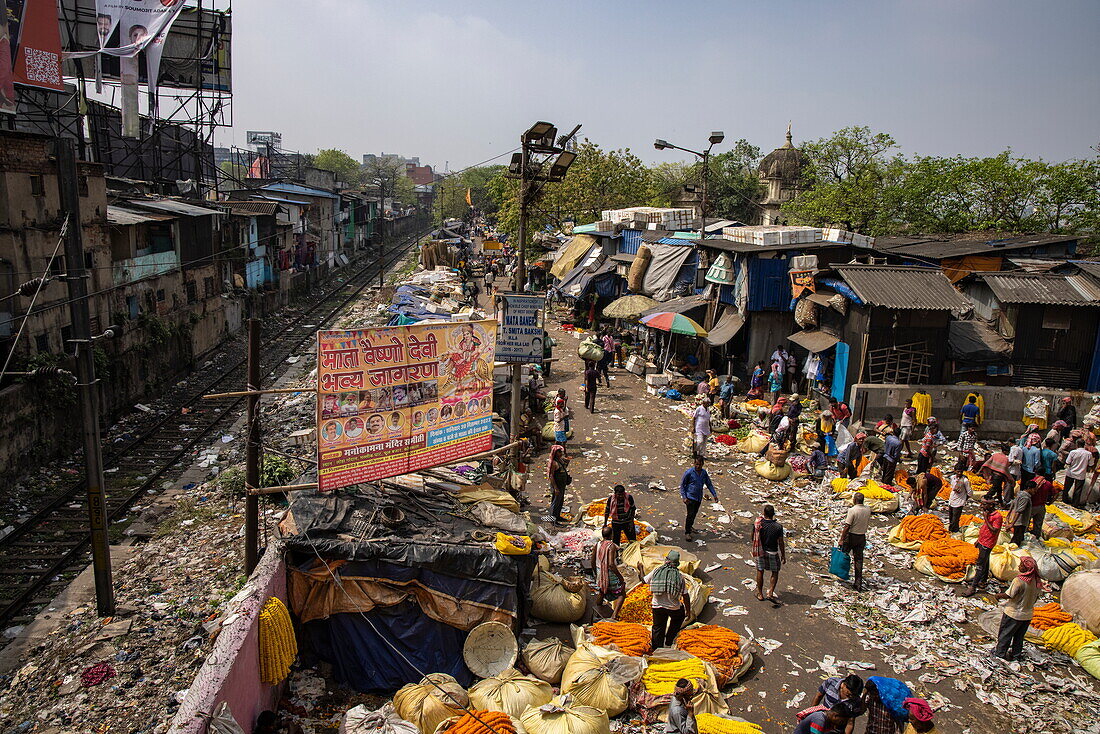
xmin=547 ymin=150 xmax=577 ymax=181
xmin=654 ymin=139 xmax=669 ymax=150
xmin=709 ymin=131 xmax=725 ymax=146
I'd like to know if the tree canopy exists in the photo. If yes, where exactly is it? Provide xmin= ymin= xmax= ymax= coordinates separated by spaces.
xmin=312 ymin=149 xmax=362 ymax=186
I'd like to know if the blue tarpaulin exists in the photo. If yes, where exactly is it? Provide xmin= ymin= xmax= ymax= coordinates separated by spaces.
xmin=301 ymin=600 xmax=473 ymax=692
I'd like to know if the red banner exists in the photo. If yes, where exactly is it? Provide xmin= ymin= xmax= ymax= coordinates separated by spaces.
xmin=790 ymin=270 xmax=816 ymax=298
xmin=10 ymin=0 xmax=64 ymax=92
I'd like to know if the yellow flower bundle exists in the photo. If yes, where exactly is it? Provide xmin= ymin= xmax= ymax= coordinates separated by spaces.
xmin=641 ymin=657 xmax=708 ymax=696
xmin=258 ymin=596 xmax=297 ymax=685
xmin=917 ymin=537 xmax=979 ymax=579
xmin=1030 ymin=602 xmax=1073 ymax=631
xmin=444 ymin=711 xmax=516 ymax=734
xmin=696 ymin=713 xmax=763 ymax=734
xmin=619 ymin=584 xmax=654 ymax=624
xmin=585 ymin=500 xmax=607 ymax=518
xmin=675 ymin=625 xmax=742 ymax=683
xmin=965 ymin=471 xmax=989 ymax=493
xmin=901 ymin=514 xmax=949 ymax=543
xmin=746 ymin=399 xmax=770 ymax=407
xmin=1041 ymin=623 xmax=1098 ymax=657
xmin=591 ymin=620 xmax=652 ymax=656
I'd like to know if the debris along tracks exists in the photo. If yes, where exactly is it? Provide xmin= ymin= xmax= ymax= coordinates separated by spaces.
xmin=0 ymin=229 xmax=427 ymax=630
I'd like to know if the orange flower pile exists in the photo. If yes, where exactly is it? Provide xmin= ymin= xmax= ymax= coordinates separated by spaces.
xmin=959 ymin=514 xmax=981 ymax=527
xmin=895 ymin=469 xmax=911 ymax=487
xmin=445 ymin=711 xmax=516 ymax=734
xmin=918 ymin=537 xmax=979 ymax=579
xmin=619 ymin=584 xmax=654 ymax=624
xmin=591 ymin=620 xmax=652 ymax=656
xmin=901 ymin=514 xmax=949 ymax=543
xmin=747 ymin=399 xmax=770 ymax=407
xmin=675 ymin=625 xmax=743 ymax=684
xmin=585 ymin=500 xmax=606 ymax=518
xmin=1031 ymin=602 xmax=1073 ymax=631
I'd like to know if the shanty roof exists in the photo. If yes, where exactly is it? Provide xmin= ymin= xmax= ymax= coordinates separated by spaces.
xmin=222 ymin=201 xmax=281 ymax=217
xmin=128 ymin=199 xmax=223 ymax=217
xmin=978 ymin=272 xmax=1100 ymax=306
xmin=833 ymin=265 xmax=972 ymax=310
xmin=1069 ymin=260 xmax=1100 ymax=282
xmin=877 ymin=233 xmax=1079 ymax=260
xmin=706 ymin=309 xmax=745 ymax=346
xmin=788 ymin=329 xmax=840 ymax=354
xmin=640 ymin=294 xmax=709 ymax=316
xmin=106 ymin=205 xmax=176 ymax=225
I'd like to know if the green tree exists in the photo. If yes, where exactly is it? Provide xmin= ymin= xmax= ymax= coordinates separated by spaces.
xmin=782 ymin=126 xmax=903 ymax=234
xmin=313 ymin=148 xmax=362 ymax=186
xmin=707 ymin=140 xmax=766 ymax=223
xmin=647 ymin=161 xmax=694 ymax=206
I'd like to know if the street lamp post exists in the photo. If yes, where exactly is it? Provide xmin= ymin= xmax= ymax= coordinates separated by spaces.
xmin=654 ymin=132 xmax=725 ymax=363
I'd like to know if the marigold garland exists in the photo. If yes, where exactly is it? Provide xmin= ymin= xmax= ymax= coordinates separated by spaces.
xmin=917 ymin=537 xmax=979 ymax=579
xmin=619 ymin=584 xmax=654 ymax=624
xmin=591 ymin=620 xmax=651 ymax=656
xmin=675 ymin=625 xmax=743 ymax=682
xmin=900 ymin=514 xmax=949 ymax=543
xmin=259 ymin=596 xmax=297 ymax=685
xmin=696 ymin=713 xmax=763 ymax=734
xmin=641 ymin=657 xmax=708 ymax=696
xmin=1031 ymin=602 xmax=1073 ymax=631
xmin=1041 ymin=623 xmax=1097 ymax=657
xmin=444 ymin=710 xmax=516 ymax=734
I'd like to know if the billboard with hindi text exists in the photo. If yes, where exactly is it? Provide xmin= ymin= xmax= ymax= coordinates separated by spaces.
xmin=316 ymin=321 xmax=497 ymax=491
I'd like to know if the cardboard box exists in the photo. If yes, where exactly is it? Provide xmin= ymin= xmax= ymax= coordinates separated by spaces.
xmin=646 ymin=373 xmax=670 ymax=387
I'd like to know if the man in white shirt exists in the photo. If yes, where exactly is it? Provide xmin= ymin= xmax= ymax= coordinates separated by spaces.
xmin=1063 ymin=439 xmax=1096 ymax=508
xmin=692 ymin=397 xmax=712 ymax=458
xmin=948 ymin=470 xmax=972 ymax=532
xmin=1005 ymin=442 xmax=1024 ymax=505
xmin=839 ymin=492 xmax=872 ymax=592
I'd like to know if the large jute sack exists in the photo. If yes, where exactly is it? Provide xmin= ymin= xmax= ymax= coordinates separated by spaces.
xmin=520 ymin=695 xmax=610 ymax=734
xmin=522 ymin=638 xmax=575 ymax=685
xmin=989 ymin=544 xmax=1027 ymax=582
xmin=469 ymin=669 xmax=554 ymax=717
xmin=341 ymin=703 xmax=419 ymax=734
xmin=736 ymin=433 xmax=769 ymax=454
xmin=542 ymin=423 xmax=575 ymax=441
xmin=560 ymin=643 xmax=644 ymax=716
xmin=1061 ymin=569 xmax=1100 ymax=635
xmin=620 ymin=543 xmax=700 ymax=576
xmin=1074 ymin=639 xmax=1100 ymax=680
xmin=627 ymin=246 xmax=652 ymax=293
xmin=764 ymin=445 xmax=789 ymax=466
xmin=1043 ymin=513 xmax=1075 ymax=541
xmin=1029 ymin=544 xmax=1081 ymax=583
xmin=754 ymin=460 xmax=791 ymax=482
xmin=530 ymin=560 xmax=587 ymax=624
xmin=393 ymin=674 xmax=469 ymax=734
xmin=578 ymin=340 xmax=604 ymax=363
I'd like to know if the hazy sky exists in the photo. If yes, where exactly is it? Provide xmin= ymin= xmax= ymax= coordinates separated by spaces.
xmin=221 ymin=0 xmax=1100 ymax=172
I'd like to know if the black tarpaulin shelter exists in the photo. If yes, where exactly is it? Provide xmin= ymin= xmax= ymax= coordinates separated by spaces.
xmin=948 ymin=319 xmax=1012 ymax=365
xmin=281 ymin=475 xmax=533 ymax=692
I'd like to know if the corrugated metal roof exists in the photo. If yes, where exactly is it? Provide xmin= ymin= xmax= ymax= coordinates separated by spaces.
xmin=256 ymin=194 xmax=310 ymax=206
xmin=833 ymin=265 xmax=971 ymax=310
xmin=106 ymin=205 xmax=176 ymax=225
xmin=223 ymin=201 xmax=281 ymax=216
xmin=980 ymin=273 xmax=1100 ymax=306
xmin=262 ymin=182 xmax=340 ymax=200
xmin=877 ymin=233 xmax=1080 ymax=259
xmin=620 ymin=229 xmax=644 ymax=255
xmin=129 ymin=199 xmax=223 ymax=217
xmin=657 ymin=237 xmax=695 ymax=246
xmin=1069 ymin=260 xmax=1100 ymax=282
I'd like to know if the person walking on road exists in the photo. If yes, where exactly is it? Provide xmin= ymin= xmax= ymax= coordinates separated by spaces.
xmin=546 ymin=444 xmax=570 ymax=525
xmin=584 ymin=360 xmax=600 ymax=413
xmin=899 ymin=399 xmax=917 ymax=458
xmin=840 ymin=492 xmax=871 ymax=592
xmin=680 ymin=456 xmax=717 ymax=538
xmin=718 ymin=375 xmax=736 ymax=420
xmin=752 ymin=504 xmax=786 ymax=604
xmin=947 ymin=469 xmax=971 ymax=532
xmin=592 ymin=526 xmax=627 ymax=619
xmin=962 ymin=498 xmax=1003 ymax=597
xmin=692 ymin=397 xmax=712 ymax=458
xmin=646 ymin=550 xmax=690 ymax=650
xmin=602 ymin=484 xmax=637 ymax=545
xmin=994 ymin=556 xmax=1043 ymax=661
xmin=552 ymin=398 xmax=569 ymax=446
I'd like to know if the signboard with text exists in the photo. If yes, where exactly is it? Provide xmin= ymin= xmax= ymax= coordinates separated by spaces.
xmin=316 ymin=321 xmax=497 ymax=491
xmin=496 ymin=293 xmax=545 ymax=364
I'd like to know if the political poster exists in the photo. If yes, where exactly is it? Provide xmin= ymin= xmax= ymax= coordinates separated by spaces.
xmin=66 ymin=0 xmax=186 ymax=84
xmin=317 ymin=320 xmax=497 ymax=491
xmin=495 ymin=293 xmax=545 ymax=364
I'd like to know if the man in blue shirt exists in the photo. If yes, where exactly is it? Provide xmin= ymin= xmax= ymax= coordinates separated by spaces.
xmin=718 ymin=375 xmax=736 ymax=419
xmin=960 ymin=395 xmax=981 ymax=427
xmin=1020 ymin=440 xmax=1042 ymax=486
xmin=680 ymin=456 xmax=718 ymax=538
xmin=1040 ymin=438 xmax=1059 ymax=480
xmin=878 ymin=429 xmax=902 ymax=484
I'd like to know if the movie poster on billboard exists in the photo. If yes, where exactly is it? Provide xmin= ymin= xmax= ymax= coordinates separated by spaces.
xmin=496 ymin=292 xmax=546 ymax=364
xmin=316 ymin=320 xmax=496 ymax=491
xmin=66 ymin=0 xmax=186 ymax=89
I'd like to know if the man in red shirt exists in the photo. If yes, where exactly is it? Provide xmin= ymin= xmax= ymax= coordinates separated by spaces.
xmin=829 ymin=396 xmax=852 ymax=428
xmin=963 ymin=498 xmax=1004 ymax=597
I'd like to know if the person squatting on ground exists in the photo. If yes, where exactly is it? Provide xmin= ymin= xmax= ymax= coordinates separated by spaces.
xmin=646 ymin=550 xmax=690 ymax=650
xmin=752 ymin=504 xmax=786 ymax=603
xmin=665 ymin=678 xmax=698 ymax=734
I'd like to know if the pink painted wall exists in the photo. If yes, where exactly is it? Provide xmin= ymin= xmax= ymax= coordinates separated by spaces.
xmin=170 ymin=543 xmax=288 ymax=734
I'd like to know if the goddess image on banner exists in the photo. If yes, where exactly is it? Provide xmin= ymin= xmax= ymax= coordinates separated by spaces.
xmin=316 ymin=320 xmax=496 ymax=491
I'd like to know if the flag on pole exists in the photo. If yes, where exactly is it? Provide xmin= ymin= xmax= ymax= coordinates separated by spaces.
xmin=466 ymin=188 xmax=473 ymax=207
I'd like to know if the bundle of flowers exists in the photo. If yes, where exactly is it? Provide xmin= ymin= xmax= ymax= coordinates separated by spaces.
xmin=590 ymin=620 xmax=651 ymax=656
xmin=675 ymin=626 xmax=742 ymax=683
xmin=900 ymin=514 xmax=949 ymax=543
xmin=917 ymin=537 xmax=979 ymax=579
xmin=1031 ymin=602 xmax=1073 ymax=631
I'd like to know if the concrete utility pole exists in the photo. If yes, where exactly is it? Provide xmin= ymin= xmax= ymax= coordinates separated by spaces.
xmin=244 ymin=317 xmax=261 ymax=573
xmin=55 ymin=137 xmax=114 ymax=616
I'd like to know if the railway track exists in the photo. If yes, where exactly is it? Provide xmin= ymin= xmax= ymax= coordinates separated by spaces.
xmin=0 ymin=228 xmax=428 ymax=629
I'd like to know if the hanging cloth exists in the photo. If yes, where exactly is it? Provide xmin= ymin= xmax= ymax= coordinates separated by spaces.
xmin=911 ymin=392 xmax=933 ymax=425
xmin=964 ymin=392 xmax=985 ymax=425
